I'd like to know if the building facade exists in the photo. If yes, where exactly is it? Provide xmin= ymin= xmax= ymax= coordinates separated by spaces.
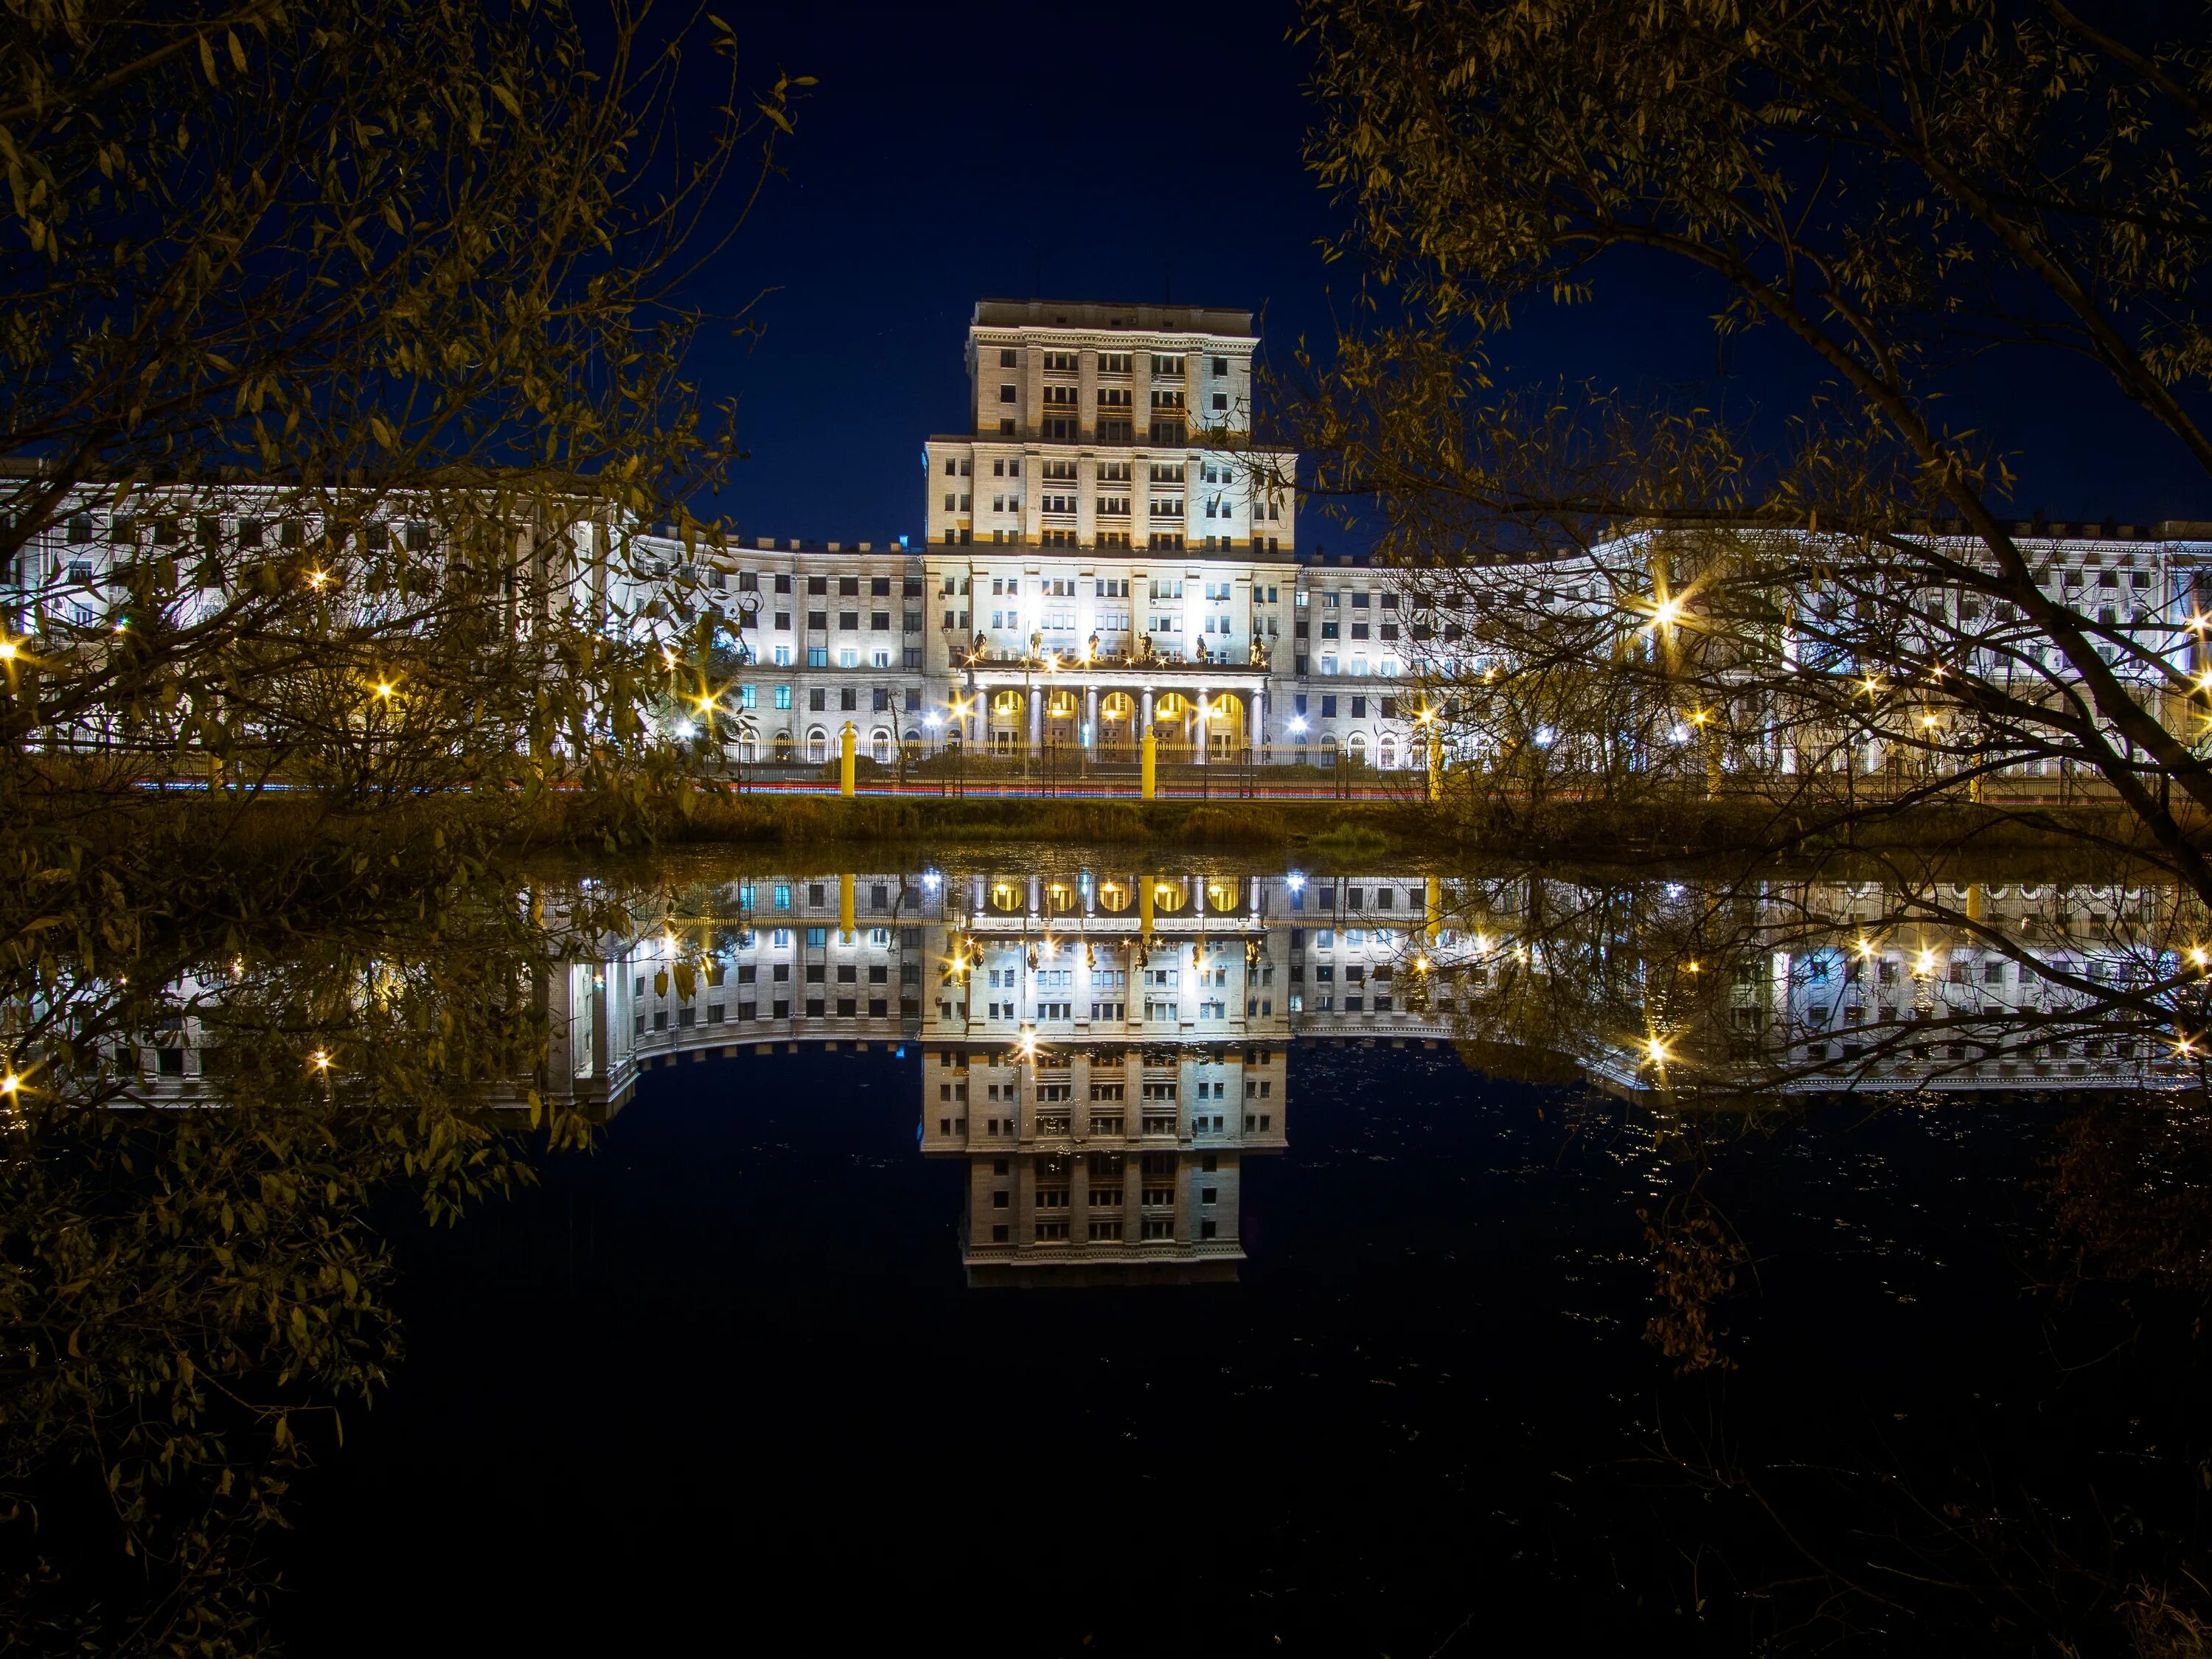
xmin=693 ymin=299 xmax=1419 ymax=768
xmin=12 ymin=300 xmax=2212 ymax=777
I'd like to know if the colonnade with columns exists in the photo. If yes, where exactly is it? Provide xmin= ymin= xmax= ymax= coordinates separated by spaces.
xmin=961 ymin=673 xmax=1269 ymax=762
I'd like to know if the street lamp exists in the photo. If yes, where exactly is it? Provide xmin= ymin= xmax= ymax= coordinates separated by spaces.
xmin=1025 ymin=630 xmax=1042 ymax=782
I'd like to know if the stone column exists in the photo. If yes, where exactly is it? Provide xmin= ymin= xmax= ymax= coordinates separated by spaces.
xmin=1028 ymin=685 xmax=1042 ymax=757
xmin=1141 ymin=687 xmax=1154 ymax=736
xmin=1195 ymin=689 xmax=1209 ymax=767
xmin=1085 ymin=684 xmax=1098 ymax=749
xmin=1251 ymin=686 xmax=1265 ymax=759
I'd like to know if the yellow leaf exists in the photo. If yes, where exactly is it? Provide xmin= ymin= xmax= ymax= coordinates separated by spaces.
xmin=199 ymin=34 xmax=218 ymax=83
xmin=227 ymin=29 xmax=248 ymax=72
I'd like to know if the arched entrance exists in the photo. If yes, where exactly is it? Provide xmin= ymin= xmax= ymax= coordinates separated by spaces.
xmin=807 ymin=727 xmax=828 ymax=765
xmin=1043 ymin=687 xmax=1080 ymax=751
xmin=871 ymin=728 xmax=892 ymax=764
xmin=1378 ymin=734 xmax=1398 ymax=770
xmin=1097 ymin=691 xmax=1138 ymax=758
xmin=1152 ymin=691 xmax=1197 ymax=762
xmin=1198 ymin=690 xmax=1247 ymax=760
xmin=1344 ymin=731 xmax=1369 ymax=770
xmin=990 ymin=689 xmax=1025 ymax=757
xmin=773 ymin=731 xmax=793 ymax=762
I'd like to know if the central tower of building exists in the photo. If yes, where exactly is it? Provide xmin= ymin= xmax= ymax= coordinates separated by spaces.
xmin=922 ymin=299 xmax=1298 ymax=761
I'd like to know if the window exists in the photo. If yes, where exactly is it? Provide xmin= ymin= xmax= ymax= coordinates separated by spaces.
xmin=1000 ymin=348 xmax=1018 ymax=367
xmin=774 ymin=685 xmax=792 ymax=709
xmin=999 ymin=383 xmax=1017 ymax=403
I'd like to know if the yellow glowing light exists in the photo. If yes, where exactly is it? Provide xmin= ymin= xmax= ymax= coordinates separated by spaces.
xmin=375 ymin=681 xmax=394 ymax=699
xmin=1415 ymin=955 xmax=1431 ymax=973
xmin=1915 ymin=949 xmax=1937 ymax=977
xmin=1645 ymin=1037 xmax=1671 ymax=1064
xmin=2176 ymin=1035 xmax=2199 ymax=1057
xmin=310 ymin=1049 xmax=331 ymax=1071
xmin=307 ymin=568 xmax=330 ymax=590
xmin=1649 ymin=598 xmax=1682 ymax=630
xmin=1856 ymin=936 xmax=1875 ymax=958
xmin=1921 ymin=712 xmax=1939 ymax=728
xmin=1862 ymin=677 xmax=1882 ymax=698
xmin=1685 ymin=960 xmax=1700 ymax=973
xmin=0 ymin=1073 xmax=17 ymax=1096
xmin=2192 ymin=611 xmax=2209 ymax=634
xmin=0 ymin=639 xmax=18 ymax=661
xmin=2193 ymin=946 xmax=2210 ymax=970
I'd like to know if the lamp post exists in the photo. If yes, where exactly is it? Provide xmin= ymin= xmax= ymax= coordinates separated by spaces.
xmin=1025 ymin=629 xmax=1041 ymax=786
xmin=732 ymin=591 xmax=761 ymax=782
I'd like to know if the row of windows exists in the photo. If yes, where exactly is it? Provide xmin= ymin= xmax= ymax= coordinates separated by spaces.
xmin=639 ymin=996 xmax=911 ymax=1031
xmin=719 ymin=685 xmax=923 ymax=713
xmin=963 ymin=576 xmax=1278 ymax=602
xmin=732 ymin=646 xmax=922 ymax=670
xmin=998 ymin=385 xmax=1231 ymax=414
xmin=750 ymin=610 xmax=919 ymax=632
xmin=1293 ymin=694 xmax=1405 ymax=720
xmin=729 ymin=571 xmax=922 ymax=597
xmin=995 ymin=348 xmax=1232 ymax=378
xmin=19 ymin=515 xmax=435 ymax=557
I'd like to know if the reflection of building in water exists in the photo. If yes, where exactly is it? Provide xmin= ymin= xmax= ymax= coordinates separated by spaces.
xmin=1394 ymin=872 xmax=2208 ymax=1093
xmin=111 ymin=867 xmax=2198 ymax=1176
xmin=535 ymin=871 xmax=947 ymax=1119
xmin=922 ymin=869 xmax=1292 ymax=1284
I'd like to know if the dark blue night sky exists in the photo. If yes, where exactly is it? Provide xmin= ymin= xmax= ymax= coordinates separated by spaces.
xmin=687 ymin=0 xmax=2212 ymax=547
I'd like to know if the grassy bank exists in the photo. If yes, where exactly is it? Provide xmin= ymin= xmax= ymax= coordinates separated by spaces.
xmin=24 ymin=785 xmax=2207 ymax=872
xmin=574 ymin=788 xmax=2210 ymax=861
xmin=559 ymin=791 xmax=1430 ymax=851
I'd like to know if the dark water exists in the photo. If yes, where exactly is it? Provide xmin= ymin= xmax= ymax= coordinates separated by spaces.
xmin=266 ymin=1040 xmax=2180 ymax=1658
